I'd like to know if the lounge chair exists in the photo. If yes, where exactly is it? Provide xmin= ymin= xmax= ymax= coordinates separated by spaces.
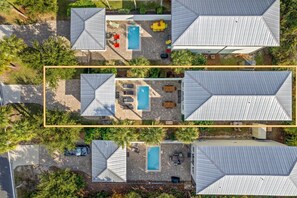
xmin=108 ymin=21 xmax=120 ymax=28
xmin=123 ymin=97 xmax=134 ymax=103
xmin=162 ymin=101 xmax=176 ymax=109
xmin=122 ymin=84 xmax=134 ymax=89
xmin=162 ymin=85 xmax=177 ymax=92
xmin=122 ymin=103 xmax=133 ymax=109
xmin=123 ymin=90 xmax=134 ymax=95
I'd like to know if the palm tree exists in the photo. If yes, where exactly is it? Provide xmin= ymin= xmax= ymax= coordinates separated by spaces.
xmin=0 ymin=106 xmax=12 ymax=131
xmin=175 ymin=125 xmax=199 ymax=144
xmin=139 ymin=127 xmax=166 ymax=145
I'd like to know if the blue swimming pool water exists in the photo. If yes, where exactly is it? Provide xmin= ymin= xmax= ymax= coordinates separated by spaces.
xmin=137 ymin=86 xmax=149 ymax=110
xmin=147 ymin=146 xmax=160 ymax=171
xmin=128 ymin=26 xmax=140 ymax=50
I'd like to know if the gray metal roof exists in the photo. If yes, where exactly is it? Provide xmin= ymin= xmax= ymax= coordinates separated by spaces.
xmin=171 ymin=0 xmax=280 ymax=46
xmin=71 ymin=8 xmax=106 ymax=50
xmin=80 ymin=74 xmax=115 ymax=117
xmin=92 ymin=141 xmax=126 ymax=182
xmin=193 ymin=146 xmax=297 ymax=195
xmin=183 ymin=71 xmax=292 ymax=121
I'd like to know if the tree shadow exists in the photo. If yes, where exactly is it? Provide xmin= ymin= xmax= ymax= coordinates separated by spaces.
xmin=65 ymin=79 xmax=80 ymax=102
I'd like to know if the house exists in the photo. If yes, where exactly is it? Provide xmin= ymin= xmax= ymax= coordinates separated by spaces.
xmin=80 ymin=74 xmax=115 ymax=117
xmin=92 ymin=140 xmax=126 ymax=182
xmin=182 ymin=71 xmax=292 ymax=121
xmin=191 ymin=140 xmax=297 ymax=196
xmin=71 ymin=8 xmax=106 ymax=51
xmin=171 ymin=0 xmax=280 ymax=54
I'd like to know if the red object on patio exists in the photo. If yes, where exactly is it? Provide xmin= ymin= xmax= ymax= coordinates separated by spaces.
xmin=113 ymin=34 xmax=120 ymax=40
xmin=114 ymin=42 xmax=120 ymax=48
xmin=166 ymin=48 xmax=171 ymax=53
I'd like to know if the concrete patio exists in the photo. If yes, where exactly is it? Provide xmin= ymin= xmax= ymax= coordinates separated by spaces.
xmin=127 ymin=143 xmax=191 ymax=182
xmin=88 ymin=20 xmax=171 ymax=61
xmin=115 ymin=79 xmax=182 ymax=121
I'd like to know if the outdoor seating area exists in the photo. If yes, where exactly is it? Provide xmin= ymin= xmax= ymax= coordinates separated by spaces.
xmin=150 ymin=20 xmax=168 ymax=32
xmin=127 ymin=143 xmax=191 ymax=181
xmin=115 ymin=80 xmax=181 ymax=121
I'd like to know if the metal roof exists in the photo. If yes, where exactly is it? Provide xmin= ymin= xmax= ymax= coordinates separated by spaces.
xmin=183 ymin=71 xmax=292 ymax=121
xmin=80 ymin=74 xmax=115 ymax=117
xmin=193 ymin=146 xmax=297 ymax=195
xmin=92 ymin=141 xmax=126 ymax=182
xmin=171 ymin=0 xmax=280 ymax=46
xmin=71 ymin=8 xmax=106 ymax=50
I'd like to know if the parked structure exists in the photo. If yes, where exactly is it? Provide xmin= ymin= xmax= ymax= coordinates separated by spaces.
xmin=92 ymin=140 xmax=126 ymax=182
xmin=182 ymin=71 xmax=292 ymax=121
xmin=171 ymin=0 xmax=280 ymax=53
xmin=71 ymin=8 xmax=106 ymax=50
xmin=191 ymin=140 xmax=297 ymax=196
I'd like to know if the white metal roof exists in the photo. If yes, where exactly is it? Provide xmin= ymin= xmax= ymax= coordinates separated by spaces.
xmin=71 ymin=8 xmax=106 ymax=50
xmin=171 ymin=0 xmax=280 ymax=46
xmin=183 ymin=71 xmax=292 ymax=121
xmin=80 ymin=74 xmax=115 ymax=116
xmin=92 ymin=141 xmax=126 ymax=182
xmin=193 ymin=146 xmax=297 ymax=196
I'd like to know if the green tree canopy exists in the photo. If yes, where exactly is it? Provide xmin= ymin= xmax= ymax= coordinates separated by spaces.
xmin=156 ymin=193 xmax=175 ymax=198
xmin=171 ymin=50 xmax=193 ymax=66
xmin=21 ymin=36 xmax=77 ymax=88
xmin=0 ymin=0 xmax=11 ymax=12
xmin=139 ymin=127 xmax=166 ymax=145
xmin=175 ymin=126 xmax=199 ymax=144
xmin=106 ymin=120 xmax=138 ymax=148
xmin=15 ymin=0 xmax=57 ymax=15
xmin=269 ymin=0 xmax=297 ymax=65
xmin=0 ymin=35 xmax=26 ymax=74
xmin=125 ymin=191 xmax=141 ymax=198
xmin=127 ymin=57 xmax=150 ymax=77
xmin=32 ymin=169 xmax=85 ymax=198
xmin=284 ymin=128 xmax=297 ymax=146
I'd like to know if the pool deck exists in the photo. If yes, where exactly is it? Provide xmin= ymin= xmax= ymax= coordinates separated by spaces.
xmin=115 ymin=79 xmax=182 ymax=121
xmin=127 ymin=143 xmax=191 ymax=182
xmin=81 ymin=21 xmax=171 ymax=62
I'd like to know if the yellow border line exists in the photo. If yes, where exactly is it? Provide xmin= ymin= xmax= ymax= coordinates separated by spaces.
xmin=43 ymin=65 xmax=297 ymax=128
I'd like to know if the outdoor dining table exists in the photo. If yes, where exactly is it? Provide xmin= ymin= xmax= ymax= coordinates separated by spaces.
xmin=151 ymin=20 xmax=167 ymax=31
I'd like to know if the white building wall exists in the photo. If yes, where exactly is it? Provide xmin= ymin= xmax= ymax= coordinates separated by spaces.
xmin=172 ymin=46 xmax=263 ymax=54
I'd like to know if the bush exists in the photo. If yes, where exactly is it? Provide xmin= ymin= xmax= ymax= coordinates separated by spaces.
xmin=171 ymin=50 xmax=193 ymax=66
xmin=139 ymin=128 xmax=166 ymax=145
xmin=118 ymin=8 xmax=130 ymax=14
xmin=125 ymin=191 xmax=141 ymax=198
xmin=139 ymin=7 xmax=146 ymax=14
xmin=129 ymin=57 xmax=150 ymax=66
xmin=156 ymin=7 xmax=163 ymax=14
xmin=284 ymin=128 xmax=297 ymax=146
xmin=175 ymin=125 xmax=199 ymax=144
xmin=149 ymin=68 xmax=161 ymax=77
xmin=192 ymin=54 xmax=207 ymax=65
xmin=84 ymin=128 xmax=110 ymax=144
xmin=15 ymin=0 xmax=57 ymax=16
xmin=67 ymin=0 xmax=96 ymax=16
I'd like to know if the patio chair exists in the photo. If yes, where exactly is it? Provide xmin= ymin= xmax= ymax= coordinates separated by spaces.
xmin=122 ymin=84 xmax=134 ymax=89
xmin=123 ymin=96 xmax=134 ymax=103
xmin=114 ymin=42 xmax=120 ymax=48
xmin=113 ymin=34 xmax=120 ymax=40
xmin=122 ymin=103 xmax=133 ymax=110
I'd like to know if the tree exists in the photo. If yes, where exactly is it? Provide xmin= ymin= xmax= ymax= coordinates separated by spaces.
xmin=0 ymin=35 xmax=26 ymax=74
xmin=84 ymin=127 xmax=110 ymax=144
xmin=0 ymin=118 xmax=36 ymax=154
xmin=127 ymin=57 xmax=150 ymax=77
xmin=284 ymin=128 xmax=297 ymax=146
xmin=269 ymin=0 xmax=297 ymax=65
xmin=171 ymin=50 xmax=193 ymax=66
xmin=175 ymin=126 xmax=199 ymax=144
xmin=21 ymin=36 xmax=77 ymax=88
xmin=0 ymin=106 xmax=12 ymax=129
xmin=192 ymin=54 xmax=207 ymax=65
xmin=125 ymin=191 xmax=141 ymax=198
xmin=0 ymin=0 xmax=11 ymax=12
xmin=139 ymin=127 xmax=166 ymax=145
xmin=15 ymin=0 xmax=57 ymax=15
xmin=38 ymin=111 xmax=82 ymax=152
xmin=32 ymin=169 xmax=85 ymax=198
xmin=106 ymin=120 xmax=138 ymax=148
xmin=156 ymin=193 xmax=175 ymax=198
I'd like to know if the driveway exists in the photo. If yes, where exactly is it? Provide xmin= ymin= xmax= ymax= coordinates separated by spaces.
xmin=0 ymin=153 xmax=14 ymax=198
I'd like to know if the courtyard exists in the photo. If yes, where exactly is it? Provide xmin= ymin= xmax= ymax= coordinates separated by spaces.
xmin=83 ymin=20 xmax=171 ymax=62
xmin=115 ymin=79 xmax=182 ymax=121
xmin=127 ymin=143 xmax=191 ymax=182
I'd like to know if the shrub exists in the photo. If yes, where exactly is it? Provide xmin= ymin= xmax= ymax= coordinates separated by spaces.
xmin=284 ymin=128 xmax=297 ymax=146
xmin=139 ymin=7 xmax=146 ymax=14
xmin=125 ymin=191 xmax=141 ymax=198
xmin=149 ymin=68 xmax=161 ymax=77
xmin=156 ymin=193 xmax=175 ymax=198
xmin=139 ymin=128 xmax=166 ymax=145
xmin=192 ymin=54 xmax=207 ymax=65
xmin=129 ymin=57 xmax=150 ymax=66
xmin=15 ymin=0 xmax=57 ymax=16
xmin=156 ymin=6 xmax=163 ymax=14
xmin=171 ymin=50 xmax=193 ymax=66
xmin=118 ymin=9 xmax=130 ymax=14
xmin=175 ymin=125 xmax=199 ymax=144
xmin=67 ymin=0 xmax=96 ymax=16
xmin=84 ymin=128 xmax=110 ymax=144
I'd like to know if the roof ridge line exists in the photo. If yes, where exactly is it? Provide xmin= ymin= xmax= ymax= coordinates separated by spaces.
xmin=81 ymin=75 xmax=96 ymax=115
xmin=261 ymin=15 xmax=279 ymax=45
xmin=71 ymin=9 xmax=86 ymax=47
xmin=93 ymin=142 xmax=108 ymax=178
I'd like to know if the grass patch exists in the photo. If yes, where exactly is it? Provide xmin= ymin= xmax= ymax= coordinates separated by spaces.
xmin=6 ymin=65 xmax=41 ymax=85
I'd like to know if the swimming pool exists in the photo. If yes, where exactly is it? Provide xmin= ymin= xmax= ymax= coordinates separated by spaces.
xmin=127 ymin=25 xmax=140 ymax=50
xmin=137 ymin=86 xmax=150 ymax=111
xmin=147 ymin=146 xmax=161 ymax=171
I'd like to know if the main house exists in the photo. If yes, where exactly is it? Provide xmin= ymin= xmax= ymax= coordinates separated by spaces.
xmin=171 ymin=0 xmax=280 ymax=54
xmin=80 ymin=71 xmax=292 ymax=122
xmin=191 ymin=140 xmax=297 ymax=196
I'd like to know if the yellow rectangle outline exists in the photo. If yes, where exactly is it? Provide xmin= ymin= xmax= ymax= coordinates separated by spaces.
xmin=43 ymin=65 xmax=297 ymax=128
